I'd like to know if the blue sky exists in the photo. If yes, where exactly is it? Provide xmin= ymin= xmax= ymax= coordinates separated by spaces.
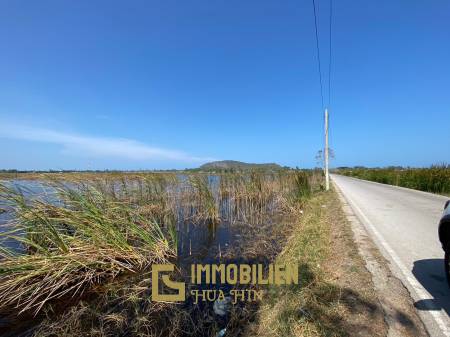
xmin=0 ymin=0 xmax=449 ymax=170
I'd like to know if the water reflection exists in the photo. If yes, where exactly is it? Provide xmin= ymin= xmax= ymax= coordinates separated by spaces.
xmin=0 ymin=178 xmax=281 ymax=261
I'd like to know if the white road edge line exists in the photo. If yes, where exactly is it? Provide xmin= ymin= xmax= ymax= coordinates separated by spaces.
xmin=335 ymin=181 xmax=450 ymax=336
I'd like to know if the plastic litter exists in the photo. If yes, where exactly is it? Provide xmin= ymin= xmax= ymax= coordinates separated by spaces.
xmin=213 ymin=297 xmax=231 ymax=316
xmin=215 ymin=328 xmax=226 ymax=337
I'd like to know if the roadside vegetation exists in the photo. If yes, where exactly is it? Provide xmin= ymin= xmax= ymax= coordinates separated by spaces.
xmin=0 ymin=170 xmax=324 ymax=336
xmin=1 ymin=169 xmax=421 ymax=336
xmin=247 ymin=189 xmax=390 ymax=337
xmin=337 ymin=164 xmax=450 ymax=195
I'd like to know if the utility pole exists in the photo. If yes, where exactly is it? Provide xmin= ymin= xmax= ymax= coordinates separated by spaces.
xmin=324 ymin=108 xmax=330 ymax=191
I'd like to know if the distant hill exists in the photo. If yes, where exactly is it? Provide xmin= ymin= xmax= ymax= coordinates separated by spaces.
xmin=199 ymin=160 xmax=282 ymax=171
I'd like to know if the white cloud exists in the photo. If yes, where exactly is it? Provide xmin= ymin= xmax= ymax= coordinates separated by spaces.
xmin=0 ymin=123 xmax=216 ymax=163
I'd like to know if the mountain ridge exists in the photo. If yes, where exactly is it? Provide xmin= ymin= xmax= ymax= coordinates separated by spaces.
xmin=199 ymin=160 xmax=282 ymax=171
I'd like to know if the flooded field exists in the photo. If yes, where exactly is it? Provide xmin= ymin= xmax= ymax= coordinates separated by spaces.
xmin=0 ymin=171 xmax=321 ymax=337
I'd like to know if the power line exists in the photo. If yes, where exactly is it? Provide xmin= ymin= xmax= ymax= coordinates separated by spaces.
xmin=311 ymin=0 xmax=333 ymax=191
xmin=311 ymin=0 xmax=333 ymax=109
xmin=328 ymin=0 xmax=332 ymax=108
xmin=327 ymin=0 xmax=333 ymax=163
xmin=312 ymin=0 xmax=324 ymax=109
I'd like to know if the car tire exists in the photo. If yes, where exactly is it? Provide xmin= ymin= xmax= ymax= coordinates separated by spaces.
xmin=445 ymin=250 xmax=450 ymax=288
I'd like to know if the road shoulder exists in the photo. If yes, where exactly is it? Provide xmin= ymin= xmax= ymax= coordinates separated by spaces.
xmin=333 ymin=181 xmax=429 ymax=337
xmin=248 ymin=189 xmax=415 ymax=336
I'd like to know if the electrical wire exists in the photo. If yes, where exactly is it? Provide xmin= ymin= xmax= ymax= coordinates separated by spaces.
xmin=312 ymin=0 xmax=324 ymax=110
xmin=328 ymin=0 xmax=332 ymax=108
xmin=312 ymin=0 xmax=333 ymax=109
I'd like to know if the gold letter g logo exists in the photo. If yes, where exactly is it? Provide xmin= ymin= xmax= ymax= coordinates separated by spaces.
xmin=152 ymin=264 xmax=186 ymax=302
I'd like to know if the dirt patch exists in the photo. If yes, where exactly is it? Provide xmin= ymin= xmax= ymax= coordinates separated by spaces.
xmin=324 ymin=188 xmax=387 ymax=337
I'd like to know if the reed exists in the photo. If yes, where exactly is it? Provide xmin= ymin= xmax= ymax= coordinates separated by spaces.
xmin=0 ymin=169 xmax=323 ymax=335
xmin=0 ymin=182 xmax=174 ymax=314
xmin=292 ymin=170 xmax=312 ymax=202
xmin=188 ymin=174 xmax=220 ymax=223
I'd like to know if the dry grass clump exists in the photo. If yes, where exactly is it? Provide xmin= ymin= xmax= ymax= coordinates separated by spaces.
xmin=33 ymin=266 xmax=262 ymax=337
xmin=32 ymin=272 xmax=183 ymax=337
xmin=0 ymin=182 xmax=175 ymax=315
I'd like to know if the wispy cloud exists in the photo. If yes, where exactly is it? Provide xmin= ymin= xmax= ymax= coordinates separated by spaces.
xmin=0 ymin=123 xmax=216 ymax=163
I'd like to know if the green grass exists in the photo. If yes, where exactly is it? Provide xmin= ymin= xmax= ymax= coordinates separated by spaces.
xmin=337 ymin=164 xmax=450 ymax=195
xmin=250 ymin=191 xmax=334 ymax=337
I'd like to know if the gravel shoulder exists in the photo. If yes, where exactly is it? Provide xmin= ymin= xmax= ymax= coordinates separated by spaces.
xmin=248 ymin=188 xmax=426 ymax=336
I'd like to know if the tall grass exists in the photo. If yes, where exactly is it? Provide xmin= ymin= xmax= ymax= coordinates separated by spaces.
xmin=0 ymin=182 xmax=174 ymax=314
xmin=337 ymin=164 xmax=450 ymax=195
xmin=0 ymin=169 xmax=321 ymax=335
xmin=292 ymin=170 xmax=312 ymax=201
xmin=189 ymin=174 xmax=220 ymax=223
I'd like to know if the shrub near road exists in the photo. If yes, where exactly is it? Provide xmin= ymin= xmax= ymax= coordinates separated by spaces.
xmin=337 ymin=165 xmax=450 ymax=195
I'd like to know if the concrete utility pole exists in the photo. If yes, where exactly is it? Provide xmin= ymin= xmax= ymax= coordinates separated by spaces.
xmin=324 ymin=108 xmax=330 ymax=191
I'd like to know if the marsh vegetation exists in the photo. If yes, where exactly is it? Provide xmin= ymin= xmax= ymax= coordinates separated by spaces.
xmin=0 ymin=170 xmax=322 ymax=336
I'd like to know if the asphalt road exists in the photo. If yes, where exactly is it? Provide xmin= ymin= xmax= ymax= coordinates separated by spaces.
xmin=332 ymin=174 xmax=450 ymax=337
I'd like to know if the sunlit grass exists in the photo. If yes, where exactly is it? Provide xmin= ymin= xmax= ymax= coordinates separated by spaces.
xmin=0 ymin=182 xmax=174 ymax=314
xmin=337 ymin=164 xmax=450 ymax=195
